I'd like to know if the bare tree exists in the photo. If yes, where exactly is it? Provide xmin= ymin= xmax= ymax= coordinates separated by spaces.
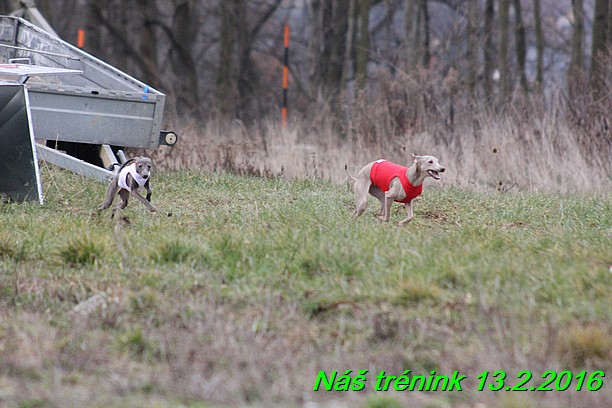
xmin=570 ymin=0 xmax=585 ymax=74
xmin=466 ymin=0 xmax=478 ymax=103
xmin=513 ymin=0 xmax=528 ymax=95
xmin=168 ymin=0 xmax=200 ymax=115
xmin=306 ymin=0 xmax=323 ymax=97
xmin=355 ymin=0 xmax=371 ymax=89
xmin=0 ymin=1 xmax=18 ymax=15
xmin=533 ymin=0 xmax=544 ymax=90
xmin=590 ymin=0 xmax=610 ymax=93
xmin=320 ymin=0 xmax=350 ymax=101
xmin=418 ymin=0 xmax=431 ymax=67
xmin=341 ymin=0 xmax=356 ymax=90
xmin=498 ymin=0 xmax=512 ymax=104
xmin=212 ymin=0 xmax=283 ymax=121
xmin=567 ymin=0 xmax=586 ymax=101
xmin=86 ymin=2 xmax=144 ymax=77
xmin=404 ymin=0 xmax=418 ymax=69
xmin=9 ymin=0 xmax=605 ymax=135
xmin=236 ymin=0 xmax=283 ymax=121
xmin=135 ymin=0 xmax=161 ymax=87
xmin=216 ymin=0 xmax=237 ymax=116
xmin=483 ymin=0 xmax=495 ymax=100
xmin=83 ymin=1 xmax=101 ymax=57
xmin=404 ymin=0 xmax=430 ymax=69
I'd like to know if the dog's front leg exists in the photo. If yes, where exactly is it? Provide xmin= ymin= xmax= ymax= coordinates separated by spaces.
xmin=144 ymin=180 xmax=152 ymax=202
xmin=380 ymin=178 xmax=404 ymax=222
xmin=379 ymin=193 xmax=394 ymax=222
xmin=369 ymin=187 xmax=386 ymax=217
xmin=130 ymin=190 xmax=157 ymax=212
xmin=398 ymin=201 xmax=414 ymax=226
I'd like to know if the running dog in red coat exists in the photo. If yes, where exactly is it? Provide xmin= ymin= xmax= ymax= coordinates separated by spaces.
xmin=345 ymin=154 xmax=445 ymax=225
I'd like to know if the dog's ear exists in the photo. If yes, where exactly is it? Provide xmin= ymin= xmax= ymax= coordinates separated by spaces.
xmin=412 ymin=153 xmax=421 ymax=163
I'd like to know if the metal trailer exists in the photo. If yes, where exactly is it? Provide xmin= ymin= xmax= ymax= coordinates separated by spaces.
xmin=0 ymin=13 xmax=176 ymax=203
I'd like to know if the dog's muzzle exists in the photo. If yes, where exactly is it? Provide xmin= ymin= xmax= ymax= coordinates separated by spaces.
xmin=428 ymin=168 xmax=444 ymax=180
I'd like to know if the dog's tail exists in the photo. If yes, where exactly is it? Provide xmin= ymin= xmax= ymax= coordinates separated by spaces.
xmin=344 ymin=164 xmax=357 ymax=183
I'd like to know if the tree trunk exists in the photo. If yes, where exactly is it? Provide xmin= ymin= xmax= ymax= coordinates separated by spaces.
xmin=170 ymin=0 xmax=200 ymax=115
xmin=306 ymin=0 xmax=323 ymax=97
xmin=235 ymin=0 xmax=252 ymax=120
xmin=341 ymin=0 xmax=356 ymax=91
xmin=570 ymin=0 xmax=585 ymax=73
xmin=355 ymin=0 xmax=371 ymax=89
xmin=404 ymin=0 xmax=418 ymax=69
xmin=84 ymin=0 xmax=102 ymax=56
xmin=235 ymin=0 xmax=282 ymax=122
xmin=216 ymin=0 xmax=236 ymax=116
xmin=419 ymin=0 xmax=430 ymax=67
xmin=498 ymin=0 xmax=511 ymax=104
xmin=320 ymin=0 xmax=349 ymax=101
xmin=466 ymin=0 xmax=478 ymax=103
xmin=320 ymin=0 xmax=334 ymax=94
xmin=568 ymin=0 xmax=586 ymax=100
xmin=590 ymin=0 xmax=610 ymax=93
xmin=533 ymin=0 xmax=544 ymax=91
xmin=135 ymin=0 xmax=160 ymax=87
xmin=0 ymin=1 xmax=17 ymax=15
xmin=513 ymin=0 xmax=529 ymax=95
xmin=608 ymin=0 xmax=612 ymax=48
xmin=483 ymin=0 xmax=495 ymax=100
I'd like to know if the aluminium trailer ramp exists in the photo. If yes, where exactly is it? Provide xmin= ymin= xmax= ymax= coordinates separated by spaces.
xmin=0 ymin=15 xmax=177 ymax=202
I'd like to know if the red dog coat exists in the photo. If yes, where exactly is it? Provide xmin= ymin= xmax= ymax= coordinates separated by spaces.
xmin=370 ymin=159 xmax=422 ymax=203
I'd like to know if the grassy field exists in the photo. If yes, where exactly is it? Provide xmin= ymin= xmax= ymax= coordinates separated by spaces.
xmin=0 ymin=164 xmax=610 ymax=408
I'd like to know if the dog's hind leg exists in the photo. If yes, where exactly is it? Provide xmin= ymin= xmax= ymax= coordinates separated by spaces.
xmin=98 ymin=179 xmax=118 ymax=212
xmin=369 ymin=185 xmax=385 ymax=217
xmin=111 ymin=189 xmax=130 ymax=219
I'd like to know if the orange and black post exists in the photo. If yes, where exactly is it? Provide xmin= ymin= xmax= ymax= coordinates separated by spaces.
xmin=282 ymin=24 xmax=289 ymax=128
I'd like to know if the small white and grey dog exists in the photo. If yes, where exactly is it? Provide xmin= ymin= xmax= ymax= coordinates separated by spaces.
xmin=98 ymin=156 xmax=156 ymax=218
xmin=346 ymin=154 xmax=445 ymax=225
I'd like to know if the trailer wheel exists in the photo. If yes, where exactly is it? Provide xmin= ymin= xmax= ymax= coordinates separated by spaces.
xmin=165 ymin=132 xmax=177 ymax=145
xmin=160 ymin=131 xmax=178 ymax=146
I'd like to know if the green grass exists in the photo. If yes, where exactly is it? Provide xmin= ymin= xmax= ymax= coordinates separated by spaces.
xmin=0 ymin=165 xmax=610 ymax=407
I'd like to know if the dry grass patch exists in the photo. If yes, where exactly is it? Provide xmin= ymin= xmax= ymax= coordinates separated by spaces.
xmin=556 ymin=323 xmax=612 ymax=369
